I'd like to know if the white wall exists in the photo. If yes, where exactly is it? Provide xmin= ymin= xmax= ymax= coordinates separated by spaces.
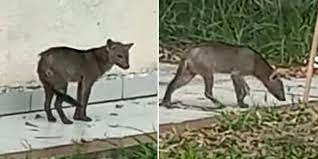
xmin=0 ymin=0 xmax=158 ymax=86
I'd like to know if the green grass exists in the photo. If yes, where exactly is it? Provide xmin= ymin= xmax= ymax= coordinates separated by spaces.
xmin=160 ymin=0 xmax=318 ymax=66
xmin=58 ymin=143 xmax=157 ymax=159
xmin=159 ymin=104 xmax=318 ymax=158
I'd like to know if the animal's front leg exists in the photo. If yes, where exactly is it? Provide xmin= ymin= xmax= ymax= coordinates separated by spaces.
xmin=73 ymin=80 xmax=92 ymax=122
xmin=73 ymin=81 xmax=83 ymax=120
xmin=231 ymin=70 xmax=249 ymax=108
xmin=79 ymin=80 xmax=92 ymax=121
xmin=81 ymin=86 xmax=92 ymax=121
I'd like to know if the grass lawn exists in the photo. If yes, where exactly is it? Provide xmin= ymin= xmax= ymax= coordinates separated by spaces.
xmin=160 ymin=0 xmax=318 ymax=66
xmin=160 ymin=104 xmax=318 ymax=159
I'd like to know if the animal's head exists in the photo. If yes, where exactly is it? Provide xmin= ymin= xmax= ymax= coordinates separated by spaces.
xmin=106 ymin=39 xmax=134 ymax=70
xmin=267 ymin=71 xmax=286 ymax=101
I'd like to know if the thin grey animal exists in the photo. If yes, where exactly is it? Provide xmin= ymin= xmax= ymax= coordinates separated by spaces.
xmin=161 ymin=42 xmax=286 ymax=108
xmin=37 ymin=39 xmax=134 ymax=124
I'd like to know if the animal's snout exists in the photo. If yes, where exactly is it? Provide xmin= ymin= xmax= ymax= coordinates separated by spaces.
xmin=279 ymin=96 xmax=286 ymax=101
xmin=121 ymin=63 xmax=129 ymax=70
xmin=116 ymin=61 xmax=130 ymax=70
xmin=276 ymin=94 xmax=286 ymax=101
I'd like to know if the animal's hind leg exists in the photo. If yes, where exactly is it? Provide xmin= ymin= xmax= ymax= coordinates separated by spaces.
xmin=43 ymin=84 xmax=56 ymax=122
xmin=231 ymin=70 xmax=250 ymax=108
xmin=203 ymin=75 xmax=224 ymax=107
xmin=161 ymin=61 xmax=195 ymax=107
xmin=54 ymin=84 xmax=73 ymax=124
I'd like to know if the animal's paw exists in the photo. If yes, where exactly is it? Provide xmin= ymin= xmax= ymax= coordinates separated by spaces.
xmin=62 ymin=118 xmax=73 ymax=125
xmin=73 ymin=116 xmax=92 ymax=122
xmin=211 ymin=98 xmax=223 ymax=105
xmin=47 ymin=116 xmax=57 ymax=122
xmin=238 ymin=102 xmax=249 ymax=108
xmin=82 ymin=116 xmax=92 ymax=122
xmin=160 ymin=101 xmax=181 ymax=109
xmin=210 ymin=98 xmax=226 ymax=108
xmin=159 ymin=101 xmax=171 ymax=107
xmin=215 ymin=103 xmax=226 ymax=109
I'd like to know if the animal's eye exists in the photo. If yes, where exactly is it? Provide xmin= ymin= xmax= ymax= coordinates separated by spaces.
xmin=117 ymin=54 xmax=124 ymax=58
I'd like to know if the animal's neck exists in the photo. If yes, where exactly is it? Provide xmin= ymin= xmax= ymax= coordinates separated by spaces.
xmin=92 ymin=46 xmax=114 ymax=75
xmin=253 ymin=55 xmax=273 ymax=87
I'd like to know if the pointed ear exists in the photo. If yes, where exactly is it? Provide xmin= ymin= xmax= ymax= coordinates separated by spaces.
xmin=125 ymin=43 xmax=134 ymax=50
xmin=106 ymin=39 xmax=113 ymax=46
xmin=269 ymin=71 xmax=280 ymax=81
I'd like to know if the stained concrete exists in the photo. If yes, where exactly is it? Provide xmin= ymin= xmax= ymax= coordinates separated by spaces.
xmin=0 ymin=97 xmax=157 ymax=155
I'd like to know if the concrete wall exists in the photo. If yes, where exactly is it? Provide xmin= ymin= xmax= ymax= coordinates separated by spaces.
xmin=0 ymin=0 xmax=158 ymax=86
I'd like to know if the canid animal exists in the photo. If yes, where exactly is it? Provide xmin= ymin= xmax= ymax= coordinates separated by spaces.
xmin=161 ymin=42 xmax=285 ymax=108
xmin=37 ymin=39 xmax=133 ymax=124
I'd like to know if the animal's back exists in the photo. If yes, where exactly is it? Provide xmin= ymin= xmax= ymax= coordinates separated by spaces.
xmin=185 ymin=42 xmax=256 ymax=75
xmin=37 ymin=47 xmax=89 ymax=82
xmin=39 ymin=47 xmax=86 ymax=64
